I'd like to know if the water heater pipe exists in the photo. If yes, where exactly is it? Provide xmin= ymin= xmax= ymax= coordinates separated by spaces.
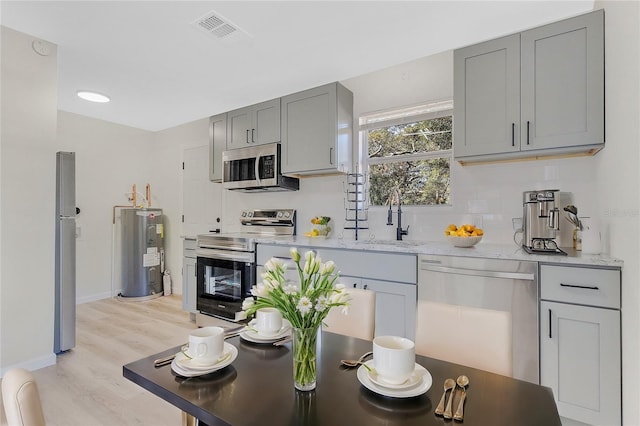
xmin=132 ymin=184 xmax=137 ymax=207
xmin=146 ymin=184 xmax=151 ymax=207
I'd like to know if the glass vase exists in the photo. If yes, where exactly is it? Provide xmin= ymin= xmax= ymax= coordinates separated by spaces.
xmin=292 ymin=326 xmax=318 ymax=391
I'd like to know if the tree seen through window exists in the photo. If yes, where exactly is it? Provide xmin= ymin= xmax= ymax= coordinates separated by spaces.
xmin=366 ymin=115 xmax=452 ymax=206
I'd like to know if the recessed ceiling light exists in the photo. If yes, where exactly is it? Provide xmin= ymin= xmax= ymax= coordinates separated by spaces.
xmin=77 ymin=90 xmax=110 ymax=103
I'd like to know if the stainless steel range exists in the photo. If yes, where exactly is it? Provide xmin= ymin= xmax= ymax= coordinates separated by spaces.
xmin=196 ymin=209 xmax=296 ymax=321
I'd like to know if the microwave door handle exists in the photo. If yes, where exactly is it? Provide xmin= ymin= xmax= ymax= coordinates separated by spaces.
xmin=255 ymin=152 xmax=262 ymax=186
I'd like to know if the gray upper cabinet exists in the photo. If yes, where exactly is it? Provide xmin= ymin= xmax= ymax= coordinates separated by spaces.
xmin=454 ymin=10 xmax=604 ymax=163
xmin=521 ymin=10 xmax=604 ymax=151
xmin=281 ymin=82 xmax=353 ymax=175
xmin=226 ymin=98 xmax=281 ymax=149
xmin=454 ymin=34 xmax=521 ymax=157
xmin=209 ymin=113 xmax=226 ymax=182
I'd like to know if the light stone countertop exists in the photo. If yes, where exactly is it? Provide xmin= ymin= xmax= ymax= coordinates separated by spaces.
xmin=255 ymin=236 xmax=623 ymax=268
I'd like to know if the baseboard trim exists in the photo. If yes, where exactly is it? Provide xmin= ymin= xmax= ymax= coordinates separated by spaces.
xmin=0 ymin=353 xmax=56 ymax=377
xmin=77 ymin=291 xmax=112 ymax=304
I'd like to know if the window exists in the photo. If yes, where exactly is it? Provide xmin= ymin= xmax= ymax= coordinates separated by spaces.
xmin=361 ymin=100 xmax=453 ymax=206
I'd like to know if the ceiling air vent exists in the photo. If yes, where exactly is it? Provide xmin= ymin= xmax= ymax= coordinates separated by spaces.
xmin=192 ymin=10 xmax=250 ymax=41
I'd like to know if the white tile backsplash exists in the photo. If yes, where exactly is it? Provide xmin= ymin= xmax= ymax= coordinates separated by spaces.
xmin=218 ymin=154 xmax=598 ymax=249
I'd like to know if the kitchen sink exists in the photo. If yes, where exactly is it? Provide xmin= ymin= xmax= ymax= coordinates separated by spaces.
xmin=355 ymin=239 xmax=427 ymax=247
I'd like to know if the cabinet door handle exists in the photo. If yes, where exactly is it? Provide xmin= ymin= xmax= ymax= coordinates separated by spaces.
xmin=511 ymin=123 xmax=515 ymax=147
xmin=560 ymin=283 xmax=600 ymax=290
xmin=526 ymin=121 xmax=530 ymax=145
xmin=329 ymin=148 xmax=334 ymax=165
xmin=251 ymin=128 xmax=255 ymax=143
xmin=246 ymin=129 xmax=250 ymax=144
xmin=548 ymin=308 xmax=552 ymax=339
xmin=353 ymin=283 xmax=358 ymax=288
xmin=363 ymin=284 xmax=368 ymax=290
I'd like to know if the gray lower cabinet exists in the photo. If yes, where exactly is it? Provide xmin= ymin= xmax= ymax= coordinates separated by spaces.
xmin=209 ymin=113 xmax=226 ymax=182
xmin=345 ymin=277 xmax=416 ymax=339
xmin=182 ymin=238 xmax=197 ymax=314
xmin=539 ymin=264 xmax=621 ymax=426
xmin=281 ymin=82 xmax=352 ymax=175
xmin=226 ymin=98 xmax=281 ymax=149
xmin=256 ymin=243 xmax=416 ymax=338
xmin=454 ymin=9 xmax=604 ymax=163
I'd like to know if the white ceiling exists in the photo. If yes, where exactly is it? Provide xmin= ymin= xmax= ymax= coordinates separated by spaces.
xmin=1 ymin=1 xmax=594 ymax=132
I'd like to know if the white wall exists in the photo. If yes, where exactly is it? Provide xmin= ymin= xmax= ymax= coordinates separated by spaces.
xmin=1 ymin=27 xmax=58 ymax=370
xmin=56 ymin=111 xmax=156 ymax=302
xmin=153 ymin=118 xmax=212 ymax=295
xmin=593 ymin=2 xmax=640 ymax=425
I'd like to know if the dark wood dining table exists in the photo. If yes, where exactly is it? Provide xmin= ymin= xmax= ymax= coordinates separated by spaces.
xmin=123 ymin=331 xmax=561 ymax=426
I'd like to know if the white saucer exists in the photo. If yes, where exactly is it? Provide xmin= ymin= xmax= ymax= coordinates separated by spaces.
xmin=357 ymin=361 xmax=432 ymax=398
xmin=240 ymin=320 xmax=291 ymax=343
xmin=171 ymin=343 xmax=237 ymax=377
xmin=367 ymin=363 xmax=425 ymax=390
xmin=180 ymin=346 xmax=222 ymax=367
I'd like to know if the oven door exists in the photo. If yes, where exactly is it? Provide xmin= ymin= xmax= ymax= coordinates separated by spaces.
xmin=196 ymin=250 xmax=255 ymax=321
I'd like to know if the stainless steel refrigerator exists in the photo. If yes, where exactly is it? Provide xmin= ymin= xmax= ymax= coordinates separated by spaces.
xmin=55 ymin=151 xmax=76 ymax=353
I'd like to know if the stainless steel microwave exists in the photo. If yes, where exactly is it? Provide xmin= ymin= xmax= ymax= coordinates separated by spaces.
xmin=222 ymin=143 xmax=299 ymax=192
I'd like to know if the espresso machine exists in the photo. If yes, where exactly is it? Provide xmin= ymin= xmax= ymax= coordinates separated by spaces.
xmin=522 ymin=189 xmax=567 ymax=255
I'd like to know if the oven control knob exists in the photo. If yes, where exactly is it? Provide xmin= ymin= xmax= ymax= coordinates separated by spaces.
xmin=277 ymin=211 xmax=283 ymax=218
xmin=283 ymin=211 xmax=291 ymax=218
xmin=248 ymin=211 xmax=253 ymax=217
xmin=241 ymin=211 xmax=247 ymax=217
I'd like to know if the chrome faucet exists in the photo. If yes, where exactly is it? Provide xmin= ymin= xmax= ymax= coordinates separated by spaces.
xmin=386 ymin=188 xmax=409 ymax=241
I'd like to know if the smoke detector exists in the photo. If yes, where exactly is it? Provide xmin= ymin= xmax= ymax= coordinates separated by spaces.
xmin=192 ymin=10 xmax=251 ymax=42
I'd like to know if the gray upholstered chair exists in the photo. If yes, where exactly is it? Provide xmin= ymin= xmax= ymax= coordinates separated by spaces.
xmin=323 ymin=287 xmax=376 ymax=340
xmin=1 ymin=368 xmax=46 ymax=426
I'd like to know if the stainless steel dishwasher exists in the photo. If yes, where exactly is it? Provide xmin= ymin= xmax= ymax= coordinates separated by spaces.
xmin=418 ymin=254 xmax=539 ymax=384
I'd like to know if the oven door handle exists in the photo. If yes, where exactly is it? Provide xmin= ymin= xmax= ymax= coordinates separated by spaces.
xmin=196 ymin=248 xmax=254 ymax=263
xmin=419 ymin=264 xmax=534 ymax=281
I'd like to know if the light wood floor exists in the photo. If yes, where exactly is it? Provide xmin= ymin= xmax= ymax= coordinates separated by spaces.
xmin=4 ymin=295 xmax=197 ymax=426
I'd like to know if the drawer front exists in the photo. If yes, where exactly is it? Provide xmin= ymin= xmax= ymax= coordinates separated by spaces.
xmin=256 ymin=244 xmax=294 ymax=265
xmin=540 ymin=265 xmax=620 ymax=308
xmin=183 ymin=238 xmax=197 ymax=258
xmin=257 ymin=244 xmax=417 ymax=284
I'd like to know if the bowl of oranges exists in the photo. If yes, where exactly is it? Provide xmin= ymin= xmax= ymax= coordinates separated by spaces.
xmin=444 ymin=224 xmax=484 ymax=247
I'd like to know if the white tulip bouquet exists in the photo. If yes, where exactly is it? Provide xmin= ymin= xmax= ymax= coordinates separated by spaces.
xmin=241 ymin=247 xmax=350 ymax=390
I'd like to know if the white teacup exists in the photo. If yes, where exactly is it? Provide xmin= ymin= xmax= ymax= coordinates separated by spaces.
xmin=187 ymin=326 xmax=224 ymax=365
xmin=255 ymin=308 xmax=283 ymax=336
xmin=372 ymin=335 xmax=416 ymax=385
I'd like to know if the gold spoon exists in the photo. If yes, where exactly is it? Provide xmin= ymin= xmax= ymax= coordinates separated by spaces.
xmin=340 ymin=351 xmax=373 ymax=368
xmin=453 ymin=375 xmax=469 ymax=421
xmin=444 ymin=375 xmax=466 ymax=419
xmin=435 ymin=378 xmax=456 ymax=416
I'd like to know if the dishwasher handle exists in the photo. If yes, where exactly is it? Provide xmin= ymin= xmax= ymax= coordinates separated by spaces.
xmin=419 ymin=263 xmax=535 ymax=281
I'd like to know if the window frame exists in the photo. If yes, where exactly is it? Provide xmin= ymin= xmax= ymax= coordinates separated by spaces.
xmin=359 ymin=99 xmax=454 ymax=208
